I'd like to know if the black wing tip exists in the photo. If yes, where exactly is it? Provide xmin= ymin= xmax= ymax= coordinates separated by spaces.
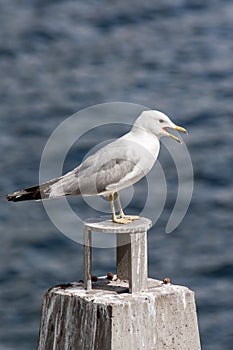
xmin=5 ymin=190 xmax=43 ymax=202
xmin=6 ymin=193 xmax=21 ymax=202
xmin=6 ymin=194 xmax=13 ymax=201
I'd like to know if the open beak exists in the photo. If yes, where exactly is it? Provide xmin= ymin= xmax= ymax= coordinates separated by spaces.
xmin=163 ymin=125 xmax=188 ymax=144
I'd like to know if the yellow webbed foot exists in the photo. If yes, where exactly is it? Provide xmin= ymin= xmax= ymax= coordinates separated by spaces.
xmin=112 ymin=216 xmax=132 ymax=224
xmin=120 ymin=215 xmax=140 ymax=221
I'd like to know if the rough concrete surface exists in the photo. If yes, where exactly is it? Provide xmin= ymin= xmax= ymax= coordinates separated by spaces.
xmin=38 ymin=278 xmax=201 ymax=350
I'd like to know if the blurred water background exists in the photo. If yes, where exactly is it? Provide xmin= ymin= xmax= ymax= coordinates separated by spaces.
xmin=0 ymin=0 xmax=233 ymax=349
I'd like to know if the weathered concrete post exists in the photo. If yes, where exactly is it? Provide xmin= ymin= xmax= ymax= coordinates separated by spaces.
xmin=38 ymin=217 xmax=201 ymax=350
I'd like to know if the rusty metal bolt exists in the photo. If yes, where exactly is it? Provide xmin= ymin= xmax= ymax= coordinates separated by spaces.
xmin=106 ymin=272 xmax=114 ymax=280
xmin=162 ymin=277 xmax=171 ymax=284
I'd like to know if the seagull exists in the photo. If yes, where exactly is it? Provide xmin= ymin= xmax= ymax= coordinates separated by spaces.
xmin=6 ymin=110 xmax=187 ymax=224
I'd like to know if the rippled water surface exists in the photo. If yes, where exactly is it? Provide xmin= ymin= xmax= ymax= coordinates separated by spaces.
xmin=0 ymin=1 xmax=233 ymax=349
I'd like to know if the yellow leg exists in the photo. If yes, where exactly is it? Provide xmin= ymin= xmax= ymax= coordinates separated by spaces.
xmin=108 ymin=194 xmax=130 ymax=224
xmin=114 ymin=192 xmax=140 ymax=222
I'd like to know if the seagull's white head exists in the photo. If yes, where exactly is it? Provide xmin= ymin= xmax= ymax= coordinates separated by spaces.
xmin=133 ymin=110 xmax=188 ymax=143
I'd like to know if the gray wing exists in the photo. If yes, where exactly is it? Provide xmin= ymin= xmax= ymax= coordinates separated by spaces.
xmin=48 ymin=139 xmax=143 ymax=197
xmin=78 ymin=156 xmax=138 ymax=195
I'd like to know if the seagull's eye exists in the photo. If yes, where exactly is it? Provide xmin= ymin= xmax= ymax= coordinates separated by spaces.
xmin=159 ymin=119 xmax=164 ymax=123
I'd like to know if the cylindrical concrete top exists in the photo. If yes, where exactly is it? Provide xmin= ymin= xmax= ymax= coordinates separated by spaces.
xmin=84 ymin=216 xmax=152 ymax=234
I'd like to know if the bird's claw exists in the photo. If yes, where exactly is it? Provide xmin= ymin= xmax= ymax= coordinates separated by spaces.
xmin=120 ymin=215 xmax=140 ymax=221
xmin=112 ymin=214 xmax=140 ymax=224
xmin=112 ymin=217 xmax=132 ymax=224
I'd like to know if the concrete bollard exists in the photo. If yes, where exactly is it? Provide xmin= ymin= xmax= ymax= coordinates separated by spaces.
xmin=37 ymin=217 xmax=201 ymax=350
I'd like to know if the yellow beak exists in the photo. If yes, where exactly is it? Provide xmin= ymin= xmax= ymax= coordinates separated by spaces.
xmin=163 ymin=125 xmax=188 ymax=144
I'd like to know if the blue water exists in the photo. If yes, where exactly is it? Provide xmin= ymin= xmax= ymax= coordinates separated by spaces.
xmin=1 ymin=0 xmax=233 ymax=349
